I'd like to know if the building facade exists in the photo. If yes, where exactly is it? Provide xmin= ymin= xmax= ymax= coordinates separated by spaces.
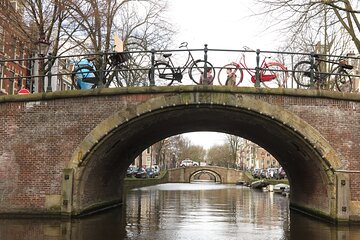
xmin=0 ymin=0 xmax=30 ymax=95
xmin=238 ymin=139 xmax=280 ymax=170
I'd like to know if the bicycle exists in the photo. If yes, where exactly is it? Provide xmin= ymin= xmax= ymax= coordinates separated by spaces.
xmin=292 ymin=54 xmax=353 ymax=92
xmin=71 ymin=51 xmax=133 ymax=89
xmin=217 ymin=47 xmax=288 ymax=88
xmin=148 ymin=42 xmax=216 ymax=86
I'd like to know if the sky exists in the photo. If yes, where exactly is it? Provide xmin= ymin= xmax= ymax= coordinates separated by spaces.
xmin=166 ymin=0 xmax=284 ymax=149
xmin=166 ymin=0 xmax=283 ymax=51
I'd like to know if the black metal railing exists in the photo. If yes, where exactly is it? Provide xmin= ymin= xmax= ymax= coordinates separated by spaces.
xmin=0 ymin=45 xmax=359 ymax=95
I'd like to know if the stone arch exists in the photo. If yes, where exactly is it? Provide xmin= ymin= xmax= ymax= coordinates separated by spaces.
xmin=189 ymin=169 xmax=222 ymax=183
xmin=64 ymin=92 xmax=342 ymax=220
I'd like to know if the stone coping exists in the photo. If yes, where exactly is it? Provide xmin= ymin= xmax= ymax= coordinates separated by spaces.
xmin=1 ymin=86 xmax=360 ymax=103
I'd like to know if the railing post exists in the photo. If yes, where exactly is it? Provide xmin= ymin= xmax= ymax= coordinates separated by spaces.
xmin=310 ymin=52 xmax=315 ymax=88
xmin=98 ymin=52 xmax=104 ymax=87
xmin=46 ymin=53 xmax=52 ymax=92
xmin=255 ymin=49 xmax=261 ymax=87
xmin=203 ymin=44 xmax=208 ymax=85
xmin=291 ymin=54 xmax=294 ymax=89
xmin=150 ymin=49 xmax=155 ymax=86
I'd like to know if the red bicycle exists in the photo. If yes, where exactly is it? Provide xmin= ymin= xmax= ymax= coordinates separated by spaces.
xmin=217 ymin=47 xmax=288 ymax=88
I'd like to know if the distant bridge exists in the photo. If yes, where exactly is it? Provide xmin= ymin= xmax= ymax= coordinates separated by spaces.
xmin=168 ymin=166 xmax=249 ymax=184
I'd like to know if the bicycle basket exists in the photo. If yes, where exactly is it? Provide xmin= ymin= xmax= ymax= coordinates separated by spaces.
xmin=109 ymin=52 xmax=131 ymax=65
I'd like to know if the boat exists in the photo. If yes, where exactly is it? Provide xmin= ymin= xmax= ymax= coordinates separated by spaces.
xmin=235 ymin=181 xmax=246 ymax=185
xmin=250 ymin=180 xmax=269 ymax=189
xmin=273 ymin=183 xmax=290 ymax=193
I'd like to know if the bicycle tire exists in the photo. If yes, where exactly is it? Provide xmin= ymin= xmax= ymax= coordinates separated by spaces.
xmin=261 ymin=62 xmax=288 ymax=88
xmin=333 ymin=68 xmax=352 ymax=92
xmin=71 ymin=65 xmax=99 ymax=89
xmin=148 ymin=62 xmax=175 ymax=86
xmin=105 ymin=65 xmax=133 ymax=87
xmin=189 ymin=60 xmax=215 ymax=85
xmin=217 ymin=63 xmax=243 ymax=86
xmin=292 ymin=61 xmax=317 ymax=88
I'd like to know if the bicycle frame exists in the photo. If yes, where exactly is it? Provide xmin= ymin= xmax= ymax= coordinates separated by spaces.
xmin=308 ymin=55 xmax=352 ymax=84
xmin=157 ymin=43 xmax=198 ymax=80
xmin=73 ymin=52 xmax=129 ymax=88
xmin=233 ymin=53 xmax=277 ymax=83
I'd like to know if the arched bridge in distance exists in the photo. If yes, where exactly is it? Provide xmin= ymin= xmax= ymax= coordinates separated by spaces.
xmin=0 ymin=86 xmax=359 ymax=224
xmin=167 ymin=166 xmax=249 ymax=184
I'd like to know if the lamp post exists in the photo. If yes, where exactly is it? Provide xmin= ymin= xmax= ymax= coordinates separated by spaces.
xmin=36 ymin=38 xmax=50 ymax=92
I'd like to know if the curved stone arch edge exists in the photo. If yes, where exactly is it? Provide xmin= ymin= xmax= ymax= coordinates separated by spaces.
xmin=189 ymin=169 xmax=223 ymax=183
xmin=67 ymin=92 xmax=342 ymax=175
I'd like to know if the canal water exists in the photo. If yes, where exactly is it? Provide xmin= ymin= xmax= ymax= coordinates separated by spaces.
xmin=0 ymin=183 xmax=360 ymax=240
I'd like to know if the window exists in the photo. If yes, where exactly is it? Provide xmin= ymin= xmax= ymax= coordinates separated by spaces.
xmin=0 ymin=63 xmax=3 ymax=90
xmin=8 ymin=71 xmax=15 ymax=95
xmin=19 ymin=45 xmax=24 ymax=63
xmin=0 ymin=26 xmax=4 ymax=53
xmin=10 ymin=1 xmax=18 ymax=11
xmin=11 ymin=37 xmax=17 ymax=59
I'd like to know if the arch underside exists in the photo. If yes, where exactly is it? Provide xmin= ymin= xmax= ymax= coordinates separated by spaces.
xmin=190 ymin=170 xmax=222 ymax=183
xmin=68 ymin=93 xmax=340 ymax=220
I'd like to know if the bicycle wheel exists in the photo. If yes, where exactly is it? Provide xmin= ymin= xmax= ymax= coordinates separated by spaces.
xmin=261 ymin=63 xmax=288 ymax=88
xmin=148 ymin=62 xmax=175 ymax=86
xmin=217 ymin=63 xmax=243 ymax=86
xmin=71 ymin=66 xmax=99 ymax=89
xmin=189 ymin=60 xmax=215 ymax=85
xmin=292 ymin=61 xmax=317 ymax=88
xmin=105 ymin=65 xmax=133 ymax=87
xmin=333 ymin=68 xmax=352 ymax=92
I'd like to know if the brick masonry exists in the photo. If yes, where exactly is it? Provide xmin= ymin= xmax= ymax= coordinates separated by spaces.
xmin=0 ymin=86 xmax=359 ymax=222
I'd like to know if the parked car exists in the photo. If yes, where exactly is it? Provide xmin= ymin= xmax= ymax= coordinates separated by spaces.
xmin=126 ymin=166 xmax=138 ymax=177
xmin=259 ymin=169 xmax=268 ymax=178
xmin=275 ymin=167 xmax=287 ymax=179
xmin=135 ymin=167 xmax=147 ymax=178
xmin=266 ymin=168 xmax=278 ymax=178
xmin=146 ymin=167 xmax=156 ymax=178
xmin=153 ymin=165 xmax=160 ymax=176
xmin=180 ymin=159 xmax=199 ymax=167
xmin=252 ymin=168 xmax=261 ymax=179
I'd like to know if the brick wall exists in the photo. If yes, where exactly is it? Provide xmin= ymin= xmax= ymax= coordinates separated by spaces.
xmin=0 ymin=87 xmax=359 ymax=221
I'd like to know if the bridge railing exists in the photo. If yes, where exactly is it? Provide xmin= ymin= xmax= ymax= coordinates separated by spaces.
xmin=0 ymin=45 xmax=359 ymax=94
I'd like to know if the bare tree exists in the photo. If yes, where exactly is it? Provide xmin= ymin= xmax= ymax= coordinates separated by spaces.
xmin=255 ymin=0 xmax=360 ymax=54
xmin=64 ymin=0 xmax=175 ymax=86
xmin=225 ymin=134 xmax=242 ymax=167
xmin=207 ymin=144 xmax=233 ymax=168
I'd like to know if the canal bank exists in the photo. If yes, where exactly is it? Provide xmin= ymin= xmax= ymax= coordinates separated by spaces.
xmin=123 ymin=171 xmax=169 ymax=192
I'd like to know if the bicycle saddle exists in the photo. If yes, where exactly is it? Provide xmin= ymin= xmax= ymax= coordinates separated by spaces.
xmin=163 ymin=53 xmax=172 ymax=58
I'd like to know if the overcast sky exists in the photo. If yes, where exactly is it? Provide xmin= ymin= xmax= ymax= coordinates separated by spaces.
xmin=166 ymin=0 xmax=283 ymax=51
xmin=166 ymin=0 xmax=284 ymax=149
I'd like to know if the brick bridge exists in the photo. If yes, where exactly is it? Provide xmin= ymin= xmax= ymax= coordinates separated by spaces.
xmin=0 ymin=86 xmax=359 ymax=223
xmin=167 ymin=166 xmax=249 ymax=184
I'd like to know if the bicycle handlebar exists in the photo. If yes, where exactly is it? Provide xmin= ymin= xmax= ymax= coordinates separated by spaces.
xmin=179 ymin=42 xmax=188 ymax=48
xmin=243 ymin=46 xmax=254 ymax=51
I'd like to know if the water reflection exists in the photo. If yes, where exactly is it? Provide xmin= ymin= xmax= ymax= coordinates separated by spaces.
xmin=0 ymin=183 xmax=359 ymax=240
xmin=125 ymin=183 xmax=289 ymax=240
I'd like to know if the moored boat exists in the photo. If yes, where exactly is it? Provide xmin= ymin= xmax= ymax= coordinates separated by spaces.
xmin=251 ymin=180 xmax=269 ymax=189
xmin=273 ymin=183 xmax=290 ymax=193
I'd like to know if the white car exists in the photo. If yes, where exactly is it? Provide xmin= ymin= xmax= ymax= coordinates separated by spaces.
xmin=153 ymin=165 xmax=160 ymax=176
xmin=180 ymin=159 xmax=199 ymax=167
